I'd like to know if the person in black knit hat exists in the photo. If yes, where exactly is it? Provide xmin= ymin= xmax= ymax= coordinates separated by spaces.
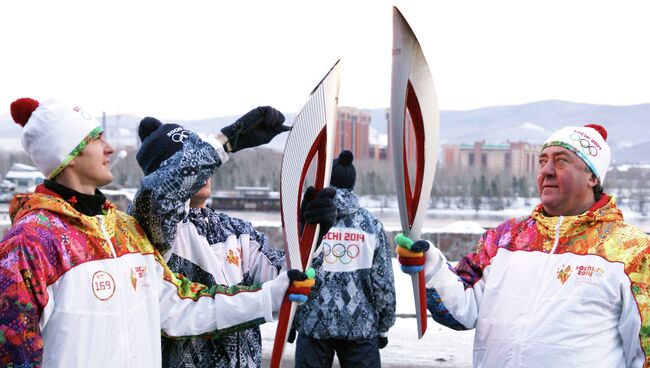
xmin=136 ymin=118 xmax=188 ymax=176
xmin=136 ymin=105 xmax=288 ymax=176
xmin=294 ymin=150 xmax=396 ymax=368
xmin=330 ymin=150 xmax=356 ymax=190
xmin=129 ymin=109 xmax=338 ymax=368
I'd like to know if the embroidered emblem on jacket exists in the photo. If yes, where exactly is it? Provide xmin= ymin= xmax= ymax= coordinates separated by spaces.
xmin=130 ymin=268 xmax=137 ymax=290
xmin=130 ymin=265 xmax=150 ymax=290
xmin=556 ymin=265 xmax=572 ymax=285
xmin=226 ymin=249 xmax=240 ymax=266
xmin=92 ymin=270 xmax=116 ymax=300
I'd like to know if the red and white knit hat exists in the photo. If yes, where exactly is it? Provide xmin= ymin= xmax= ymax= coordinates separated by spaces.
xmin=541 ymin=124 xmax=611 ymax=185
xmin=10 ymin=98 xmax=103 ymax=179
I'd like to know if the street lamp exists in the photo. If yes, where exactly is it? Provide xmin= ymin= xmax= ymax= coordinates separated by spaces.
xmin=110 ymin=150 xmax=128 ymax=169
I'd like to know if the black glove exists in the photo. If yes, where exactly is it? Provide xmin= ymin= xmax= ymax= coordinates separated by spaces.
xmin=287 ymin=328 xmax=297 ymax=344
xmin=378 ymin=335 xmax=388 ymax=349
xmin=221 ymin=106 xmax=290 ymax=153
xmin=299 ymin=186 xmax=337 ymax=239
xmin=411 ymin=239 xmax=430 ymax=253
xmin=287 ymin=269 xmax=309 ymax=282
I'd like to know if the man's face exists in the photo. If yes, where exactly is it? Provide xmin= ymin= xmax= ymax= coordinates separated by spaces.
xmin=70 ymin=133 xmax=115 ymax=188
xmin=537 ymin=146 xmax=598 ymax=216
xmin=190 ymin=177 xmax=212 ymax=208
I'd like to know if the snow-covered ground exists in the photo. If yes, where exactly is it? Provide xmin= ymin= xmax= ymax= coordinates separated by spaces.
xmin=260 ymin=259 xmax=475 ymax=367
xmin=219 ymin=195 xmax=650 ymax=234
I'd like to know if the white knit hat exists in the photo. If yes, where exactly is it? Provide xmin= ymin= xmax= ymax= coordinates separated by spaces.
xmin=541 ymin=124 xmax=611 ymax=185
xmin=10 ymin=98 xmax=103 ymax=179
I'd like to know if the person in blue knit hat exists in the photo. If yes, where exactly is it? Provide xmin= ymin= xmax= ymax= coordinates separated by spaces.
xmin=294 ymin=150 xmax=396 ymax=368
xmin=130 ymin=110 xmax=338 ymax=368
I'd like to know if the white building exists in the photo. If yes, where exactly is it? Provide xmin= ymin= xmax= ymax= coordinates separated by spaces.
xmin=4 ymin=163 xmax=44 ymax=193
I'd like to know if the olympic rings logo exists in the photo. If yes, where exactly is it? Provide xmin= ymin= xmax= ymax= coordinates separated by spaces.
xmin=80 ymin=110 xmax=93 ymax=121
xmin=569 ymin=133 xmax=599 ymax=156
xmin=171 ymin=130 xmax=190 ymax=143
xmin=322 ymin=243 xmax=360 ymax=264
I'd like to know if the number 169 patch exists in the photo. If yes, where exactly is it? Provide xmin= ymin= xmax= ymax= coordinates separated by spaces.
xmin=92 ymin=270 xmax=116 ymax=301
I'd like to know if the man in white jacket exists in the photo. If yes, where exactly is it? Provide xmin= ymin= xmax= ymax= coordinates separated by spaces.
xmin=0 ymin=98 xmax=313 ymax=367
xmin=397 ymin=124 xmax=650 ymax=367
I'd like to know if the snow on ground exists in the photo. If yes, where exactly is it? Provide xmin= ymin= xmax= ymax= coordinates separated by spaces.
xmin=260 ymin=259 xmax=475 ymax=367
xmin=439 ymin=221 xmax=486 ymax=234
xmin=237 ymin=195 xmax=650 ymax=233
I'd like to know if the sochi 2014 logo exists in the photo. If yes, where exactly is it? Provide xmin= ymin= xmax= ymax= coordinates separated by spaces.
xmin=167 ymin=127 xmax=191 ymax=143
xmin=72 ymin=106 xmax=94 ymax=121
xmin=575 ymin=264 xmax=605 ymax=286
xmin=320 ymin=229 xmax=374 ymax=271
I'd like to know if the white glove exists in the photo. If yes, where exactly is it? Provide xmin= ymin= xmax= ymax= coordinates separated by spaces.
xmin=423 ymin=242 xmax=447 ymax=287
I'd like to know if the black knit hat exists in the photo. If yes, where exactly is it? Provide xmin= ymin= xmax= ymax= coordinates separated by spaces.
xmin=136 ymin=117 xmax=190 ymax=175
xmin=330 ymin=150 xmax=356 ymax=189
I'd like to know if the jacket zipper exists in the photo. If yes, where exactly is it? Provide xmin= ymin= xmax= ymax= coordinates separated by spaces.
xmin=98 ymin=216 xmax=117 ymax=258
xmin=515 ymin=215 xmax=564 ymax=366
xmin=549 ymin=216 xmax=564 ymax=254
xmin=98 ymin=215 xmax=130 ymax=366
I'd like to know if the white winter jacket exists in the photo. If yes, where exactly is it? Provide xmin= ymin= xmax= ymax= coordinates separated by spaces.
xmin=425 ymin=196 xmax=650 ymax=367
xmin=0 ymin=186 xmax=285 ymax=367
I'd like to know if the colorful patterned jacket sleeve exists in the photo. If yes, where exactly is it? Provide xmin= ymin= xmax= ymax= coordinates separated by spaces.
xmin=372 ymin=219 xmax=397 ymax=334
xmin=0 ymin=223 xmax=59 ymax=366
xmin=618 ymin=230 xmax=650 ymax=367
xmin=129 ymin=133 xmax=225 ymax=255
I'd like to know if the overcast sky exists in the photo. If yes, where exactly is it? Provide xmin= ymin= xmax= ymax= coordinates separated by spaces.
xmin=1 ymin=0 xmax=649 ymax=120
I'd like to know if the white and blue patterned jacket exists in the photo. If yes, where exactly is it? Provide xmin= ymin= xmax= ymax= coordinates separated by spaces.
xmin=129 ymin=133 xmax=284 ymax=368
xmin=295 ymin=188 xmax=396 ymax=339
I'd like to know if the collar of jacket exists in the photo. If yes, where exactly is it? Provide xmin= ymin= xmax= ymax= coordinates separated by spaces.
xmin=10 ymin=184 xmax=115 ymax=225
xmin=41 ymin=180 xmax=108 ymax=216
xmin=7 ymin=185 xmax=154 ymax=259
xmin=332 ymin=187 xmax=359 ymax=218
xmin=531 ymin=193 xmax=623 ymax=240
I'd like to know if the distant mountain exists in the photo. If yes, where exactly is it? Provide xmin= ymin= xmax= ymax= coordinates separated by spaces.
xmin=617 ymin=141 xmax=650 ymax=164
xmin=438 ymin=100 xmax=650 ymax=150
xmin=366 ymin=100 xmax=650 ymax=163
xmin=1 ymin=100 xmax=648 ymax=162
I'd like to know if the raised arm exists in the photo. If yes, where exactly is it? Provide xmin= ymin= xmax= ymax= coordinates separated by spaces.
xmin=129 ymin=133 xmax=224 ymax=255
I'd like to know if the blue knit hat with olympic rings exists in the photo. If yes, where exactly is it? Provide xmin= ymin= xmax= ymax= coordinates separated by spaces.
xmin=136 ymin=117 xmax=189 ymax=176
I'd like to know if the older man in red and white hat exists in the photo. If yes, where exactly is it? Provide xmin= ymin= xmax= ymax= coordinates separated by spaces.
xmin=397 ymin=124 xmax=650 ymax=367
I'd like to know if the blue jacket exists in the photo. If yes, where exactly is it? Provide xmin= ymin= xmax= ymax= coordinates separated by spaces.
xmin=295 ymin=188 xmax=396 ymax=339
